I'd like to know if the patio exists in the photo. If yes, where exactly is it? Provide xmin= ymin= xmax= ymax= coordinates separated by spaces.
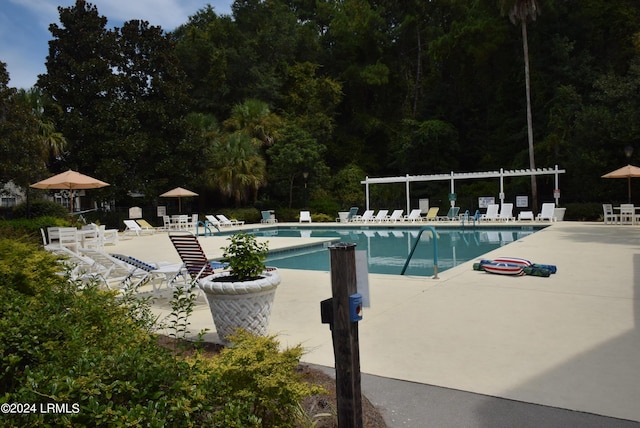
xmin=113 ymin=221 xmax=640 ymax=423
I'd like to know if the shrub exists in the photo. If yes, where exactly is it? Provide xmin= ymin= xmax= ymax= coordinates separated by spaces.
xmin=211 ymin=330 xmax=324 ymax=427
xmin=12 ymin=199 xmax=70 ymax=219
xmin=0 ymin=239 xmax=320 ymax=427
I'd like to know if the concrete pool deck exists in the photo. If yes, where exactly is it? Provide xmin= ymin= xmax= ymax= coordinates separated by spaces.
xmin=110 ymin=221 xmax=640 ymax=426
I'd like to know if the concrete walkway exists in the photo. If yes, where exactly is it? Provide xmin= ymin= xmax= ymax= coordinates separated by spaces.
xmin=110 ymin=222 xmax=640 ymax=426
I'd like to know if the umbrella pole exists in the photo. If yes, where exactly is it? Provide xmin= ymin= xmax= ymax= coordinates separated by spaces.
xmin=629 ymin=176 xmax=632 ymax=203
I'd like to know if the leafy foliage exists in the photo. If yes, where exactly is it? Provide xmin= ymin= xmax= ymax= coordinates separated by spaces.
xmin=212 ymin=329 xmax=324 ymax=428
xmin=4 ymin=0 xmax=640 ymax=212
xmin=221 ymin=232 xmax=269 ymax=280
xmin=0 ymin=238 xmax=321 ymax=427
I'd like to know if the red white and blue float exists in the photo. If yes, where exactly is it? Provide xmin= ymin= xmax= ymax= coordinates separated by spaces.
xmin=473 ymin=258 xmax=557 ymax=277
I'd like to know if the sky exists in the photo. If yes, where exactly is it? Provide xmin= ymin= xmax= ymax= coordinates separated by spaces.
xmin=0 ymin=0 xmax=234 ymax=89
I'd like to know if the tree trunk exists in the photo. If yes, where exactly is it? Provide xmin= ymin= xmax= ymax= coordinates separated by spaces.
xmin=522 ymin=20 xmax=538 ymax=212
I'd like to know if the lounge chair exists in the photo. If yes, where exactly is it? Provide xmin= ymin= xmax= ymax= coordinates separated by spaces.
xmin=123 ymin=219 xmax=153 ymax=236
xmin=169 ymin=232 xmax=227 ymax=282
xmin=518 ymin=211 xmax=534 ymax=221
xmin=404 ymin=209 xmax=424 ymax=222
xmin=422 ymin=207 xmax=439 ymax=221
xmin=204 ymin=215 xmax=223 ymax=232
xmin=110 ymin=254 xmax=187 ymax=291
xmin=261 ymin=210 xmax=277 ymax=223
xmin=498 ymin=203 xmax=515 ymax=222
xmin=135 ymin=219 xmax=156 ymax=234
xmin=480 ymin=204 xmax=500 ymax=221
xmin=347 ymin=207 xmax=359 ymax=222
xmin=216 ymin=214 xmax=245 ymax=227
xmin=46 ymin=245 xmax=105 ymax=283
xmin=336 ymin=207 xmax=360 ymax=222
xmin=602 ymin=204 xmax=619 ymax=224
xmin=437 ymin=206 xmax=460 ymax=221
xmin=372 ymin=209 xmax=389 ymax=223
xmin=79 ymin=248 xmax=148 ymax=290
xmin=354 ymin=210 xmax=375 ymax=222
xmin=299 ymin=211 xmax=312 ymax=223
xmin=386 ymin=210 xmax=404 ymax=222
xmin=536 ymin=203 xmax=556 ymax=221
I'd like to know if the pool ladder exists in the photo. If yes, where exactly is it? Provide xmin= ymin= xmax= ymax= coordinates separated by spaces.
xmin=401 ymin=226 xmax=439 ymax=278
xmin=195 ymin=220 xmax=221 ymax=236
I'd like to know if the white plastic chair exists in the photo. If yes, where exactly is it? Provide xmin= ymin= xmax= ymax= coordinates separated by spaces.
xmin=299 ymin=211 xmax=312 ymax=222
xmin=536 ymin=203 xmax=556 ymax=221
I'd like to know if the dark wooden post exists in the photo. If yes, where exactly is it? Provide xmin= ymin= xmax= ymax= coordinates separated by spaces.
xmin=328 ymin=243 xmax=363 ymax=428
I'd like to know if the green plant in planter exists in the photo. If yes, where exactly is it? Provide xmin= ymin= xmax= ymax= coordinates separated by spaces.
xmin=221 ymin=232 xmax=269 ymax=280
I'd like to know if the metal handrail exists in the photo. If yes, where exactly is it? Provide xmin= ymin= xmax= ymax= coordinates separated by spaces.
xmin=196 ymin=220 xmax=217 ymax=236
xmin=401 ymin=226 xmax=439 ymax=278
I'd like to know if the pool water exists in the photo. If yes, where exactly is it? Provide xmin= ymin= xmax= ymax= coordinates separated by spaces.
xmin=257 ymin=227 xmax=538 ymax=277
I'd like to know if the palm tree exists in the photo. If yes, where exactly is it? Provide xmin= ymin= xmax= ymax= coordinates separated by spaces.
xmin=500 ymin=0 xmax=541 ymax=212
xmin=16 ymin=88 xmax=67 ymax=165
xmin=223 ymin=99 xmax=281 ymax=147
xmin=207 ymin=132 xmax=266 ymax=206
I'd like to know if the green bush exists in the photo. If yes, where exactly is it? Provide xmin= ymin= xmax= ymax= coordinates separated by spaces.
xmin=311 ymin=213 xmax=334 ymax=222
xmin=0 ymin=216 xmax=70 ymax=244
xmin=0 ymin=239 xmax=321 ymax=427
xmin=562 ymin=203 xmax=602 ymax=221
xmin=211 ymin=330 xmax=323 ymax=427
xmin=12 ymin=199 xmax=70 ymax=219
xmin=309 ymin=198 xmax=340 ymax=218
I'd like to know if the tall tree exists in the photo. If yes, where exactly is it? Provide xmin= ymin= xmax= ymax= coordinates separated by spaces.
xmin=0 ymin=63 xmax=46 ymax=187
xmin=15 ymin=88 xmax=67 ymax=166
xmin=38 ymin=0 xmax=195 ymax=203
xmin=207 ymin=132 xmax=266 ymax=206
xmin=500 ymin=0 xmax=541 ymax=211
xmin=266 ymin=123 xmax=328 ymax=208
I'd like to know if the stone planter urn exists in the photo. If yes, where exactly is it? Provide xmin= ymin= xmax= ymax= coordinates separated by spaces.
xmin=199 ymin=268 xmax=280 ymax=341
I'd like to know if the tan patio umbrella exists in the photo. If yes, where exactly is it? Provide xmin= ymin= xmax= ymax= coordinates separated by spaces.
xmin=30 ymin=169 xmax=110 ymax=213
xmin=601 ymin=164 xmax=640 ymax=203
xmin=159 ymin=187 xmax=198 ymax=213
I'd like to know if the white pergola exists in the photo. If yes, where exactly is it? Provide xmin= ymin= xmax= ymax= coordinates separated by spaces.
xmin=361 ymin=165 xmax=566 ymax=212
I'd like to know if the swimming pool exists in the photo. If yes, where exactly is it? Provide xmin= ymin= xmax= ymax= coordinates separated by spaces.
xmin=254 ymin=226 xmax=540 ymax=277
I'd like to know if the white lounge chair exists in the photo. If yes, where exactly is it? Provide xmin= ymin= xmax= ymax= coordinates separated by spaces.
xmin=536 ymin=203 xmax=556 ymax=221
xmin=480 ymin=204 xmax=500 ymax=221
xmin=46 ymin=245 xmax=105 ymax=283
xmin=110 ymin=254 xmax=187 ymax=291
xmin=79 ymin=248 xmax=148 ymax=290
xmin=354 ymin=210 xmax=375 ymax=222
xmin=299 ymin=211 xmax=312 ymax=222
xmin=498 ymin=203 xmax=515 ymax=222
xmin=123 ymin=219 xmax=153 ymax=236
xmin=216 ymin=214 xmax=245 ymax=226
xmin=372 ymin=209 xmax=388 ymax=222
xmin=404 ymin=209 xmax=423 ymax=222
xmin=386 ymin=210 xmax=403 ymax=222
